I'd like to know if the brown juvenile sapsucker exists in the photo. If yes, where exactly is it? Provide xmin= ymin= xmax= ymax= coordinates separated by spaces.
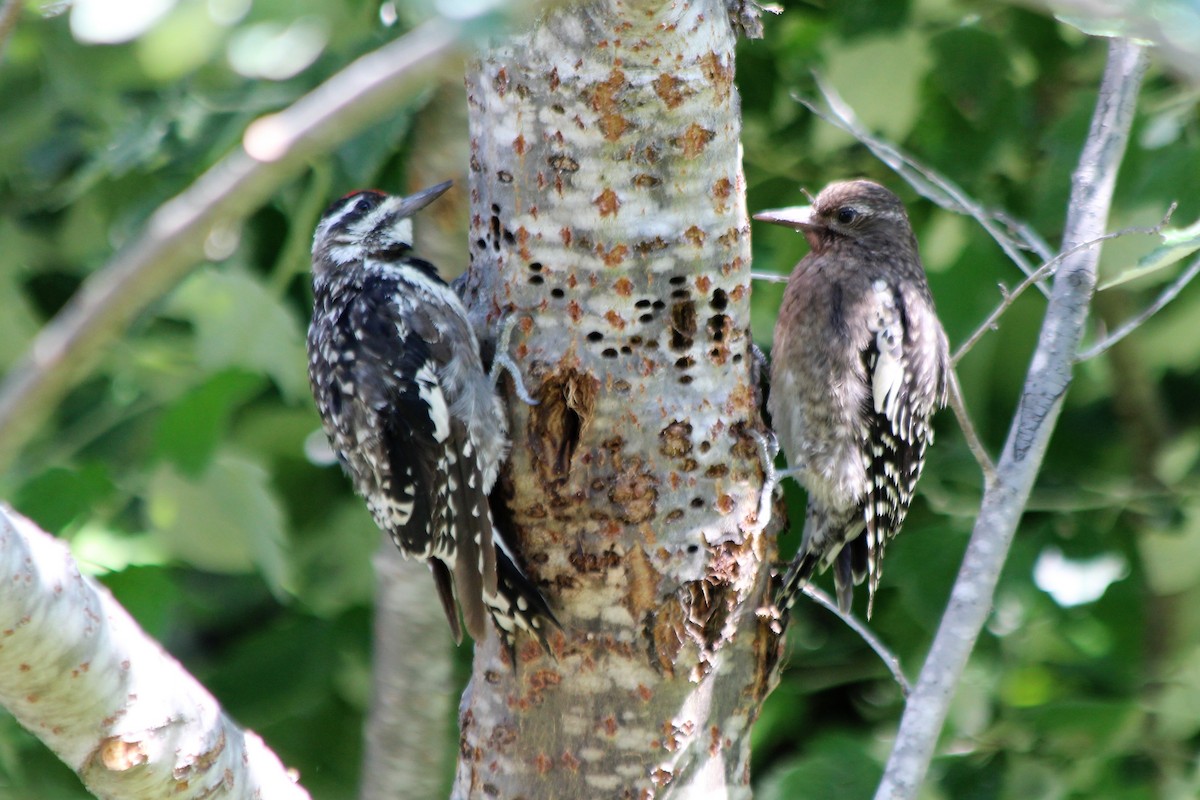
xmin=307 ymin=180 xmax=554 ymax=654
xmin=756 ymin=180 xmax=950 ymax=617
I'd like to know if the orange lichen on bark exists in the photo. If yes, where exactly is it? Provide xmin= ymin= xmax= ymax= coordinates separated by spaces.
xmin=680 ymin=123 xmax=715 ymax=158
xmin=591 ymin=69 xmax=630 ymax=141
xmin=595 ymin=188 xmax=621 ymax=217
xmin=654 ymin=73 xmax=685 ymax=108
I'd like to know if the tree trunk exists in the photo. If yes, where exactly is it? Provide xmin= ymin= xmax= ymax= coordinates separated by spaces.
xmin=454 ymin=1 xmax=780 ymax=797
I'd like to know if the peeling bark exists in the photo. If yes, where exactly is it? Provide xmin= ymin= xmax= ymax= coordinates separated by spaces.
xmin=453 ymin=2 xmax=779 ymax=797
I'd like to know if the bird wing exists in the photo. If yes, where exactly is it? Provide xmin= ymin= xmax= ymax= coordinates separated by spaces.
xmin=326 ymin=275 xmax=488 ymax=642
xmin=853 ymin=278 xmax=939 ymax=615
xmin=404 ymin=301 xmax=497 ymax=641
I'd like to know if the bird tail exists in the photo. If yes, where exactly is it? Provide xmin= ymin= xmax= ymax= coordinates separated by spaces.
xmin=485 ymin=533 xmax=559 ymax=664
xmin=778 ymin=504 xmax=865 ymax=616
xmin=427 ymin=558 xmax=464 ymax=645
xmin=778 ymin=548 xmax=821 ymax=610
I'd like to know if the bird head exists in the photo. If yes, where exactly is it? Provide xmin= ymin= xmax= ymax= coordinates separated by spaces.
xmin=754 ymin=179 xmax=915 ymax=253
xmin=311 ymin=180 xmax=453 ymax=271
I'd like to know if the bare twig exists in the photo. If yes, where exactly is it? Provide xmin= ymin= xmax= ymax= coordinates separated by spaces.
xmin=0 ymin=12 xmax=504 ymax=474
xmin=750 ymin=271 xmax=790 ymax=284
xmin=801 ymin=585 xmax=912 ymax=697
xmin=875 ymin=39 xmax=1149 ymax=800
xmin=945 ymin=368 xmax=995 ymax=483
xmin=800 ymin=77 xmax=1051 ymax=297
xmin=952 ymin=212 xmax=1173 ymax=365
xmin=0 ymin=0 xmax=22 ymax=65
xmin=1079 ymin=252 xmax=1200 ymax=361
xmin=953 ymin=261 xmax=1058 ymax=367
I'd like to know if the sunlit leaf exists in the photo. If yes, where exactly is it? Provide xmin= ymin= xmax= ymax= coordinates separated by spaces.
xmin=146 ymin=451 xmax=290 ymax=596
xmin=165 ymin=268 xmax=309 ymax=402
xmin=1098 ymin=216 xmax=1200 ymax=290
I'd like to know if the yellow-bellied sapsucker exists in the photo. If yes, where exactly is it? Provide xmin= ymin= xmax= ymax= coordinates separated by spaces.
xmin=307 ymin=180 xmax=555 ymax=655
xmin=756 ymin=180 xmax=949 ymax=617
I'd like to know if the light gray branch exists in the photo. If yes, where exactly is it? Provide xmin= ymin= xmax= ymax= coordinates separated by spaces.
xmin=952 ymin=213 xmax=1173 ymax=366
xmin=0 ymin=505 xmax=309 ymax=799
xmin=874 ymin=38 xmax=1149 ymax=800
xmin=0 ymin=0 xmax=22 ymax=65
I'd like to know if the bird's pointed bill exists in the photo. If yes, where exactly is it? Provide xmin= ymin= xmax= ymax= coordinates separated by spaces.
xmin=753 ymin=204 xmax=816 ymax=230
xmin=393 ymin=180 xmax=454 ymax=218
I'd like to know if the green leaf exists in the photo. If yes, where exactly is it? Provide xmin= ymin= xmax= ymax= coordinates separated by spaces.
xmin=145 ymin=450 xmax=290 ymax=596
xmin=814 ymin=29 xmax=931 ymax=156
xmin=1098 ymin=216 xmax=1200 ymax=290
xmin=290 ymin=500 xmax=379 ymax=617
xmin=15 ymin=463 xmax=117 ymax=533
xmin=1138 ymin=499 xmax=1200 ymax=595
xmin=165 ymin=268 xmax=309 ymax=401
xmin=154 ymin=369 xmax=265 ymax=474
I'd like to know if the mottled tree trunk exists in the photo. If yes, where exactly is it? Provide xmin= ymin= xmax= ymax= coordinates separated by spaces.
xmin=455 ymin=1 xmax=780 ymax=797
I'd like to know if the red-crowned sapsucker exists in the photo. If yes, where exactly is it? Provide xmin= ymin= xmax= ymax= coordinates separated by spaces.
xmin=307 ymin=180 xmax=555 ymax=655
xmin=756 ymin=180 xmax=949 ymax=617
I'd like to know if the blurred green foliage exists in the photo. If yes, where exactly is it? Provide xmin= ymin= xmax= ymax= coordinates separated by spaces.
xmin=1 ymin=1 xmax=1199 ymax=798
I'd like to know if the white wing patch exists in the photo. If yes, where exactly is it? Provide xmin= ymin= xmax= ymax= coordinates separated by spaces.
xmin=869 ymin=279 xmax=905 ymax=431
xmin=415 ymin=363 xmax=451 ymax=443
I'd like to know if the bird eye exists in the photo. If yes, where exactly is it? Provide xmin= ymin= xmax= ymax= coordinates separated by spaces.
xmin=836 ymin=207 xmax=858 ymax=224
xmin=354 ymin=197 xmax=374 ymax=214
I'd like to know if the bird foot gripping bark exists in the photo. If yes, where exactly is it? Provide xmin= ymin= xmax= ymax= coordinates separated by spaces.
xmin=749 ymin=429 xmax=780 ymax=533
xmin=491 ymin=314 xmax=539 ymax=407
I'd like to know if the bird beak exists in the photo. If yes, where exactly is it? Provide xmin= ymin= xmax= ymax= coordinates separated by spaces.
xmin=753 ymin=204 xmax=817 ymax=231
xmin=393 ymin=180 xmax=454 ymax=217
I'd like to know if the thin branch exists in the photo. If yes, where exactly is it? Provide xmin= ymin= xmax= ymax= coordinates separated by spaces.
xmin=0 ymin=0 xmax=22 ymax=65
xmin=875 ymin=38 xmax=1149 ymax=800
xmin=750 ymin=271 xmax=789 ymax=284
xmin=993 ymin=209 xmax=1055 ymax=263
xmin=951 ymin=212 xmax=1173 ymax=365
xmin=800 ymin=585 xmax=911 ymax=697
xmin=952 ymin=262 xmax=1057 ymax=366
xmin=945 ymin=368 xmax=995 ymax=483
xmin=1078 ymin=251 xmax=1200 ymax=361
xmin=0 ymin=5 xmax=546 ymax=475
xmin=799 ymin=77 xmax=1051 ymax=297
xmin=0 ymin=505 xmax=310 ymax=799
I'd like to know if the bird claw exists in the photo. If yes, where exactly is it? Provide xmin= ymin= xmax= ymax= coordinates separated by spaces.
xmin=491 ymin=314 xmax=538 ymax=406
xmin=749 ymin=429 xmax=780 ymax=531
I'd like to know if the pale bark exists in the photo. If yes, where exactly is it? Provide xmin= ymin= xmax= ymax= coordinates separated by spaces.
xmin=0 ymin=506 xmax=309 ymax=800
xmin=875 ymin=38 xmax=1149 ymax=800
xmin=454 ymin=1 xmax=778 ymax=797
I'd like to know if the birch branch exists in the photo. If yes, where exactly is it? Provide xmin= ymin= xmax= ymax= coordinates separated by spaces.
xmin=874 ymin=38 xmax=1149 ymax=800
xmin=0 ymin=505 xmax=309 ymax=799
xmin=359 ymin=542 xmax=455 ymax=800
